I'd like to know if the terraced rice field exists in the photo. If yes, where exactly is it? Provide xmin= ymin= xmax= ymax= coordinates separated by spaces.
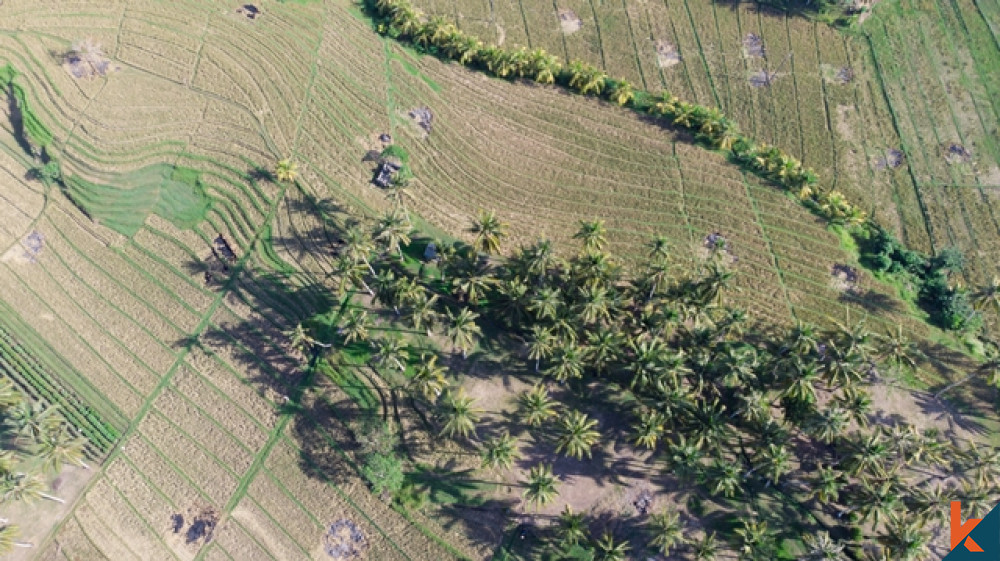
xmin=0 ymin=0 xmax=987 ymax=558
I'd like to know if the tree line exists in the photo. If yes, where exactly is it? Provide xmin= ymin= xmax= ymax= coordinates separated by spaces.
xmin=359 ymin=1 xmax=991 ymax=334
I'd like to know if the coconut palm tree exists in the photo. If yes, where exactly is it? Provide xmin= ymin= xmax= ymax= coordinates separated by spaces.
xmin=519 ymin=384 xmax=559 ymax=427
xmin=806 ymin=407 xmax=850 ymax=445
xmin=573 ymin=219 xmax=607 ymax=252
xmin=339 ymin=309 xmax=370 ymax=345
xmin=709 ymin=459 xmax=741 ymax=498
xmin=445 ymin=308 xmax=482 ymax=359
xmin=972 ymin=275 xmax=1000 ymax=315
xmin=274 ymin=158 xmax=298 ymax=183
xmin=6 ymin=402 xmax=61 ymax=445
xmin=555 ymin=411 xmax=600 ymax=460
xmin=631 ymin=410 xmax=666 ymax=450
xmin=342 ymin=224 xmax=378 ymax=276
xmin=691 ymin=531 xmax=719 ymax=561
xmin=36 ymin=425 xmax=89 ymax=473
xmin=527 ymin=48 xmax=560 ymax=84
xmin=566 ymin=62 xmax=605 ymax=95
xmin=407 ymin=292 xmax=440 ymax=336
xmin=575 ymin=285 xmax=613 ymax=325
xmin=525 ymin=325 xmax=556 ymax=372
xmin=592 ymin=532 xmax=629 ymax=561
xmin=0 ymin=473 xmax=61 ymax=504
xmin=410 ymin=353 xmax=448 ymax=402
xmin=608 ymin=80 xmax=634 ymax=106
xmin=439 ymin=388 xmax=481 ymax=439
xmin=647 ymin=507 xmax=685 ymax=556
xmin=452 ymin=272 xmax=493 ymax=305
xmin=470 ymin=210 xmax=508 ymax=255
xmin=835 ymin=387 xmax=872 ymax=427
xmin=545 ymin=342 xmax=586 ymax=382
xmin=372 ymin=335 xmax=409 ymax=372
xmin=878 ymin=515 xmax=930 ymax=561
xmin=374 ymin=210 xmax=412 ymax=257
xmin=801 ymin=531 xmax=847 ymax=560
xmin=0 ymin=378 xmax=22 ymax=411
xmin=481 ymin=431 xmax=519 ymax=470
xmin=285 ymin=322 xmax=329 ymax=358
xmin=0 ymin=524 xmax=22 ymax=555
xmin=528 ymin=287 xmax=562 ymax=322
xmin=523 ymin=463 xmax=559 ymax=509
xmin=877 ymin=325 xmax=925 ymax=373
xmin=556 ymin=504 xmax=588 ymax=548
xmin=586 ymin=328 xmax=623 ymax=375
xmin=735 ymin=518 xmax=776 ymax=561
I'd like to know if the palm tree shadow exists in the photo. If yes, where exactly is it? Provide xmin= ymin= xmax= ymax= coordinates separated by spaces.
xmin=912 ymin=391 xmax=988 ymax=438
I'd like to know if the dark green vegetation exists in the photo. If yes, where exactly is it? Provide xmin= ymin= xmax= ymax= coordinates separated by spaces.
xmin=293 ymin=200 xmax=1000 ymax=560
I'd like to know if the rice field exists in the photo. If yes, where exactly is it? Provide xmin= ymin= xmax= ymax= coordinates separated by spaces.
xmin=0 ymin=0 xmax=989 ymax=558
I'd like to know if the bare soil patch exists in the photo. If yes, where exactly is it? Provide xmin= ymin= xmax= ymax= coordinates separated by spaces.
xmin=748 ymin=69 xmax=779 ymax=88
xmin=406 ymin=107 xmax=434 ymax=137
xmin=820 ymin=63 xmax=853 ymax=85
xmin=944 ymin=143 xmax=973 ymax=165
xmin=63 ymin=38 xmax=117 ymax=79
xmin=558 ymin=10 xmax=582 ymax=34
xmin=655 ymin=40 xmax=681 ymax=68
xmin=236 ymin=4 xmax=262 ymax=20
xmin=168 ymin=504 xmax=220 ymax=550
xmin=830 ymin=263 xmax=859 ymax=293
xmin=0 ymin=230 xmax=43 ymax=265
xmin=874 ymin=148 xmax=905 ymax=170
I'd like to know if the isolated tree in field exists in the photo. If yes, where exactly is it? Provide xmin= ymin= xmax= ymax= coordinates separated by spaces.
xmin=555 ymin=411 xmax=600 ymax=460
xmin=523 ymin=463 xmax=559 ymax=509
xmin=35 ymin=426 xmax=89 ymax=473
xmin=801 ymin=531 xmax=847 ymax=560
xmin=470 ymin=210 xmax=507 ymax=255
xmin=338 ymin=309 xmax=370 ymax=345
xmin=556 ymin=504 xmax=588 ymax=548
xmin=608 ymin=80 xmax=635 ymax=106
xmin=573 ymin=219 xmax=607 ymax=251
xmin=410 ymin=353 xmax=448 ymax=402
xmin=519 ymin=383 xmax=559 ymax=427
xmin=647 ymin=507 xmax=685 ymax=556
xmin=274 ymin=158 xmax=298 ymax=183
xmin=592 ymin=532 xmax=629 ymax=561
xmin=439 ymin=388 xmax=481 ymax=439
xmin=446 ymin=308 xmax=482 ymax=359
xmin=481 ymin=431 xmax=519 ymax=471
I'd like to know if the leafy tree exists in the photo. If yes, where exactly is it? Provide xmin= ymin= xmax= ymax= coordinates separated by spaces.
xmin=361 ymin=452 xmax=404 ymax=498
xmin=523 ymin=463 xmax=559 ymax=509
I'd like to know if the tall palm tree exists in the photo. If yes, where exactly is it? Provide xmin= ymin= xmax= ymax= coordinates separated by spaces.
xmin=608 ymin=80 xmax=634 ymax=106
xmin=481 ymin=431 xmax=519 ymax=470
xmin=36 ymin=425 xmax=89 ymax=472
xmin=526 ymin=325 xmax=555 ymax=372
xmin=410 ymin=353 xmax=448 ymax=402
xmin=339 ymin=309 xmax=370 ymax=345
xmin=810 ymin=464 xmax=846 ymax=505
xmin=0 ymin=378 xmax=22 ymax=411
xmin=374 ymin=210 xmax=412 ymax=257
xmin=0 ymin=524 xmax=21 ymax=555
xmin=523 ymin=463 xmax=559 ymax=509
xmin=631 ymin=410 xmax=666 ymax=450
xmin=647 ymin=507 xmax=685 ymax=556
xmin=6 ymin=402 xmax=61 ymax=445
xmin=446 ymin=308 xmax=482 ymax=359
xmin=342 ymin=224 xmax=377 ymax=276
xmin=691 ymin=531 xmax=719 ymax=561
xmin=877 ymin=325 xmax=925 ymax=373
xmin=573 ymin=219 xmax=608 ymax=252
xmin=575 ymin=285 xmax=613 ymax=325
xmin=555 ymin=411 xmax=601 ymax=460
xmin=971 ymin=275 xmax=1000 ymax=315
xmin=519 ymin=384 xmax=559 ymax=427
xmin=439 ymin=388 xmax=481 ymax=439
xmin=709 ymin=459 xmax=741 ymax=498
xmin=545 ymin=342 xmax=586 ymax=382
xmin=878 ymin=515 xmax=930 ymax=561
xmin=592 ymin=532 xmax=629 ymax=561
xmin=735 ymin=518 xmax=776 ymax=561
xmin=470 ymin=210 xmax=508 ymax=255
xmin=372 ymin=335 xmax=409 ymax=372
xmin=285 ymin=322 xmax=329 ymax=358
xmin=801 ymin=531 xmax=847 ymax=560
xmin=407 ymin=292 xmax=440 ymax=336
xmin=528 ymin=287 xmax=562 ymax=322
xmin=274 ymin=158 xmax=298 ymax=183
xmin=0 ymin=473 xmax=61 ymax=504
xmin=556 ymin=504 xmax=589 ymax=548
xmin=527 ymin=48 xmax=560 ymax=84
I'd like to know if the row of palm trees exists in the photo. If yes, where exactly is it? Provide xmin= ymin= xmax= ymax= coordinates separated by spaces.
xmin=363 ymin=0 xmax=881 ymax=230
xmin=0 ymin=378 xmax=90 ymax=553
xmin=286 ymin=199 xmax=1000 ymax=559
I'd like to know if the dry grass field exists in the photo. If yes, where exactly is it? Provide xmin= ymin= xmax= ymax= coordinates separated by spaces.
xmin=0 ymin=0 xmax=995 ymax=559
